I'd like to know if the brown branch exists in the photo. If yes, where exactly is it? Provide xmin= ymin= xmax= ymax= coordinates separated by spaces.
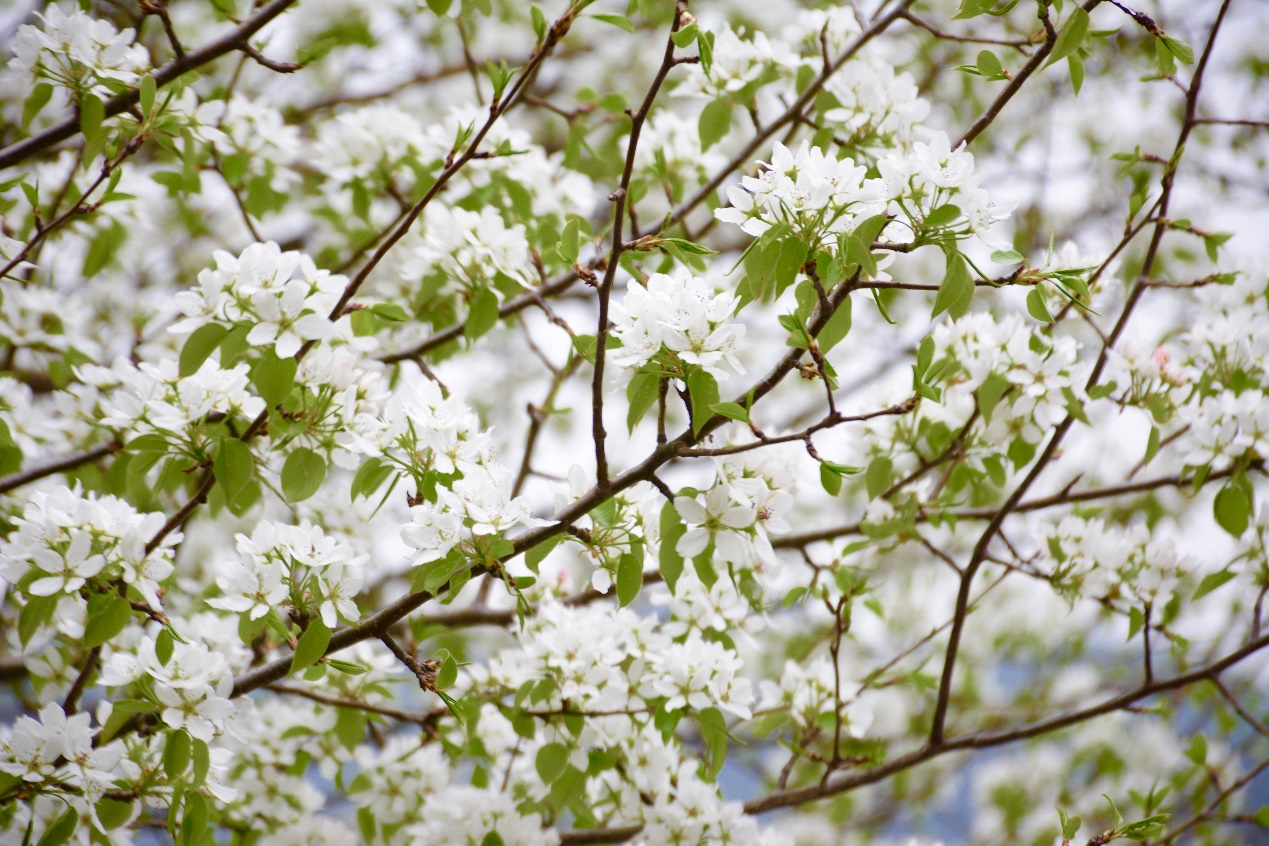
xmin=266 ymin=683 xmax=444 ymax=726
xmin=743 ymin=629 xmax=1269 ymax=814
xmin=0 ymin=442 xmax=119 ymax=495
xmin=955 ymin=2 xmax=1066 ymax=148
xmin=62 ymin=646 xmax=100 ymax=714
xmin=590 ymin=3 xmax=690 ymax=484
xmin=378 ymin=273 xmax=579 ymax=363
xmin=899 ymin=9 xmax=1031 ymax=50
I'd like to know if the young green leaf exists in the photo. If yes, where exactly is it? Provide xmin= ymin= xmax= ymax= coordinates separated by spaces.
xmin=282 ymin=448 xmax=327 ymax=503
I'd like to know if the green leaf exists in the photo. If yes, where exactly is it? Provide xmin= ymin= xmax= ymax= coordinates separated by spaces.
xmin=335 ymin=707 xmax=367 ymax=750
xmin=371 ymin=302 xmax=409 ymax=322
xmin=191 ymin=737 xmax=210 ymax=786
xmin=698 ymin=98 xmax=732 ymax=152
xmin=253 ymin=353 xmax=297 ymax=407
xmin=864 ymin=455 xmax=892 ymax=500
xmin=84 ymin=595 xmax=133 ymax=648
xmin=179 ymin=323 xmax=230 ymax=377
xmin=558 ymin=217 xmax=580 ymax=264
xmin=698 ymin=707 xmax=728 ymax=779
xmin=19 ymin=595 xmax=57 ymax=646
xmin=775 ymin=238 xmax=810 ymax=298
xmin=536 ymin=742 xmax=569 ymax=784
xmin=35 ymin=806 xmax=78 ymax=846
xmin=1068 ymin=54 xmax=1085 ymax=95
xmin=1046 ymin=8 xmax=1090 ymax=67
xmin=954 ymin=0 xmax=996 ymax=19
xmin=818 ymin=296 xmax=852 ymax=353
xmin=525 ymin=535 xmax=563 ymax=574
xmin=1162 ymin=36 xmax=1194 ymax=64
xmin=687 ymin=367 xmax=720 ymax=435
xmin=290 ymin=618 xmax=331 ymax=674
xmin=976 ymin=49 xmax=1006 ymax=80
xmin=214 ymin=438 xmax=254 ymax=506
xmin=139 ymin=75 xmax=156 ymax=114
xmin=1057 ymin=807 xmax=1082 ymax=840
xmin=465 ymin=286 xmax=500 ymax=341
xmin=1121 ymin=814 xmax=1169 ymax=840
xmin=1143 ymin=426 xmax=1160 ymax=466
xmin=1193 ymin=569 xmax=1237 ymax=600
xmin=992 ymin=249 xmax=1025 ymax=264
xmin=1184 ymin=733 xmax=1207 ymax=765
xmin=22 ymin=83 xmax=53 ymax=129
xmin=626 ymin=371 xmax=659 ymax=433
xmin=163 ymin=728 xmax=192 ymax=778
xmin=95 ymin=797 xmax=134 ymax=831
xmin=925 ymin=204 xmax=962 ymax=229
xmin=426 ymin=0 xmax=452 ymax=13
xmin=437 ymin=649 xmax=458 ymax=689
xmin=977 ymin=372 xmax=1010 ymax=421
xmin=617 ymin=549 xmax=643 ymax=607
xmin=350 ymin=456 xmax=391 ymax=502
xmin=182 ymin=793 xmax=208 ymax=843
xmin=820 ymin=463 xmax=842 ymax=496
xmin=282 ymin=448 xmax=327 ymax=502
xmin=155 ymin=627 xmax=175 ymax=666
xmin=79 ymin=92 xmax=105 ymax=141
xmin=711 ymin=401 xmax=749 ymax=423
xmin=1104 ymin=794 xmax=1125 ymax=827
xmin=844 ymin=233 xmax=876 ymax=279
xmin=659 ymin=501 xmax=686 ymax=593
xmin=1026 ymin=287 xmax=1054 ymax=322
xmin=591 ymin=12 xmax=634 ymax=31
xmin=1213 ymin=483 xmax=1250 ymax=537
xmin=932 ymin=252 xmax=974 ymax=319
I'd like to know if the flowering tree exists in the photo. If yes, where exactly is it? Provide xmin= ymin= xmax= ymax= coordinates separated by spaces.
xmin=2 ymin=0 xmax=1269 ymax=843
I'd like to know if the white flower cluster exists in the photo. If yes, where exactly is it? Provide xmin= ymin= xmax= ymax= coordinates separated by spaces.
xmin=759 ymin=658 xmax=873 ymax=736
xmin=0 ymin=485 xmax=178 ymax=618
xmin=311 ymin=103 xmax=431 ymax=186
xmin=81 ymin=356 xmax=265 ymax=445
xmin=930 ymin=312 xmax=1084 ymax=447
xmin=0 ymin=702 xmax=123 ymax=799
xmin=1040 ymin=515 xmax=1188 ymax=603
xmin=1109 ymin=340 xmax=1188 ymax=404
xmin=172 ymin=241 xmax=344 ymax=358
xmin=715 ymin=140 xmax=882 ymax=244
xmin=348 ymin=736 xmax=449 ymax=837
xmin=679 ymin=25 xmax=789 ymax=101
xmin=6 ymin=5 xmax=149 ymax=98
xmin=408 ymin=785 xmax=559 ymax=846
xmin=477 ymin=600 xmax=754 ymax=720
xmin=1172 ymin=273 xmax=1269 ymax=467
xmin=399 ymin=203 xmax=536 ymax=293
xmin=821 ymin=56 xmax=930 ymax=149
xmin=674 ymin=451 xmax=797 ymax=571
xmin=611 ymin=268 xmax=746 ymax=379
xmin=100 ymin=634 xmax=237 ymax=742
xmin=391 ymin=379 xmax=547 ymax=561
xmin=0 ymin=284 xmax=102 ymax=365
xmin=636 ymin=761 xmax=780 ymax=846
xmin=456 ymin=601 xmax=782 ymax=844
xmin=1175 ymin=389 xmax=1269 ymax=468
xmin=715 ymin=132 xmax=1015 ymax=251
xmin=1179 ymin=271 xmax=1269 ymax=381
xmin=203 ymin=97 xmax=304 ymax=194
xmin=212 ymin=698 xmax=344 ymax=834
xmin=208 ymin=520 xmax=367 ymax=627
